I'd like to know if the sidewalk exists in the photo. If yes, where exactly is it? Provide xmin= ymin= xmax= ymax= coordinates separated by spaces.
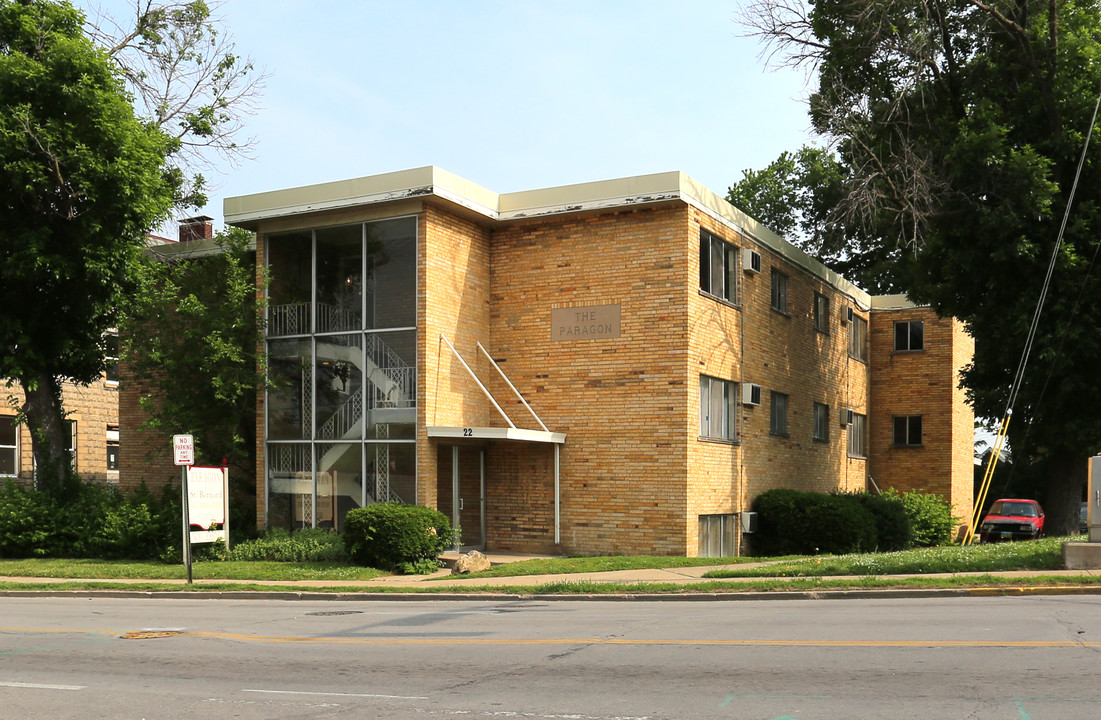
xmin=2 ymin=552 xmax=1100 ymax=597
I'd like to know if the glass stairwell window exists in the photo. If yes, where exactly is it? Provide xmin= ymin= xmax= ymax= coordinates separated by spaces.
xmin=265 ymin=216 xmax=418 ymax=533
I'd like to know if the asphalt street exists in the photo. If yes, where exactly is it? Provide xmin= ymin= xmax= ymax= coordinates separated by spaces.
xmin=3 ymin=594 xmax=1100 ymax=719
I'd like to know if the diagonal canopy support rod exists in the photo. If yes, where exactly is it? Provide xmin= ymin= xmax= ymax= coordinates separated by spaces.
xmin=439 ymin=334 xmax=516 ymax=429
xmin=477 ymin=342 xmax=549 ymax=432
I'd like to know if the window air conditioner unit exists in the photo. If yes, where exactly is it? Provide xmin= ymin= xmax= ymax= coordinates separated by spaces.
xmin=742 ymin=248 xmax=762 ymax=274
xmin=842 ymin=306 xmax=855 ymax=324
xmin=840 ymin=408 xmax=854 ymax=426
xmin=742 ymin=383 xmax=762 ymax=407
xmin=741 ymin=511 xmax=758 ymax=534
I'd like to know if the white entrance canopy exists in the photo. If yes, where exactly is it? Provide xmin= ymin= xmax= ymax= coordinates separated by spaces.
xmin=427 ymin=426 xmax=566 ymax=444
xmin=432 ymin=334 xmax=567 ymax=545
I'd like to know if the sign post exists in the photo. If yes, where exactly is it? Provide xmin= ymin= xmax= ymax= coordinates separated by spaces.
xmin=173 ymin=434 xmax=195 ymax=584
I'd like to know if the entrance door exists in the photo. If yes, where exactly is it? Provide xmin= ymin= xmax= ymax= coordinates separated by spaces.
xmin=436 ymin=445 xmax=485 ymax=551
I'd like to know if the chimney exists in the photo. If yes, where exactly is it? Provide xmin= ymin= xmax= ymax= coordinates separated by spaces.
xmin=178 ymin=215 xmax=214 ymax=243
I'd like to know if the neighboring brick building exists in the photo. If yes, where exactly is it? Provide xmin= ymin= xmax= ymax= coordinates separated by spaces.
xmin=204 ymin=166 xmax=973 ymax=556
xmin=1 ymin=357 xmax=120 ymax=487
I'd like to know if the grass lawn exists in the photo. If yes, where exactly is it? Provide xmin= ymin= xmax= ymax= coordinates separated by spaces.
xmin=702 ymin=535 xmax=1075 ymax=578
xmin=0 ymin=535 xmax=1093 ymax=594
xmin=0 ymin=557 xmax=387 ymax=582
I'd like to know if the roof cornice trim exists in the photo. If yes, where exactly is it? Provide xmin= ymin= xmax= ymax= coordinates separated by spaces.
xmin=224 ymin=166 xmax=872 ymax=305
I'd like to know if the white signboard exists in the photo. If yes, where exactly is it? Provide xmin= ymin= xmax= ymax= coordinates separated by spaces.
xmin=173 ymin=434 xmax=194 ymax=466
xmin=187 ymin=465 xmax=226 ymax=544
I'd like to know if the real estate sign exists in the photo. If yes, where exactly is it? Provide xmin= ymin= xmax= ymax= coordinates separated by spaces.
xmin=187 ymin=465 xmax=228 ymax=545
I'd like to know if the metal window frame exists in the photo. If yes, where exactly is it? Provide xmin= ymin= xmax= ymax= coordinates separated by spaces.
xmin=769 ymin=391 xmax=789 ymax=436
xmin=894 ymin=320 xmax=925 ymax=351
xmin=770 ymin=269 xmax=788 ymax=313
xmin=0 ymin=418 xmax=18 ymax=477
xmin=847 ymin=412 xmax=868 ymax=457
xmin=814 ymin=292 xmax=830 ymax=332
xmin=263 ymin=214 xmax=420 ymax=530
xmin=892 ymin=414 xmax=923 ymax=446
xmin=813 ymin=402 xmax=830 ymax=441
xmin=848 ymin=315 xmax=868 ymax=361
xmin=697 ymin=513 xmax=737 ymax=558
xmin=699 ymin=375 xmax=737 ymax=441
xmin=699 ymin=229 xmax=737 ymax=304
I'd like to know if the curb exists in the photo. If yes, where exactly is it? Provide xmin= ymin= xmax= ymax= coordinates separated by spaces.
xmin=4 ymin=584 xmax=1101 ymax=601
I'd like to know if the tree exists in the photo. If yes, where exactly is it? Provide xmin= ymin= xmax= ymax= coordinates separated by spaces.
xmin=727 ymin=145 xmax=904 ymax=292
xmin=0 ymin=0 xmax=177 ymax=494
xmin=0 ymin=0 xmax=260 ymax=497
xmin=740 ymin=0 xmax=1101 ymax=534
xmin=84 ymin=0 xmax=263 ymax=207
xmin=121 ymin=227 xmax=266 ymax=529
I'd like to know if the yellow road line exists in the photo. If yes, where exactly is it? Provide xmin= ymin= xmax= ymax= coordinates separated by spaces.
xmin=4 ymin=627 xmax=1098 ymax=648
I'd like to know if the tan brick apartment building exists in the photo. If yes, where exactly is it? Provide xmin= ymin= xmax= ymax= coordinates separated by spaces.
xmin=123 ymin=166 xmax=975 ymax=557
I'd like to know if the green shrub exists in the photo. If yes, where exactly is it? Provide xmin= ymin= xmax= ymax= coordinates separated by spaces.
xmin=891 ymin=489 xmax=957 ymax=547
xmin=839 ymin=491 xmax=912 ymax=552
xmin=0 ymin=478 xmax=177 ymax=560
xmin=0 ymin=480 xmax=54 ymax=557
xmin=752 ymin=489 xmax=878 ymax=556
xmin=229 ymin=527 xmax=347 ymax=562
xmin=343 ymin=502 xmax=456 ymax=573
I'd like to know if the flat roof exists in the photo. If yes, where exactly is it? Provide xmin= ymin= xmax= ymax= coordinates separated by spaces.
xmin=225 ymin=166 xmax=871 ymax=306
xmin=871 ymin=294 xmax=919 ymax=310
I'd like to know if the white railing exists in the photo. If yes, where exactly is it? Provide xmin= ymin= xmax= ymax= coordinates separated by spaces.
xmin=271 ymin=443 xmax=312 ymax=473
xmin=317 ymin=303 xmax=360 ymax=334
xmin=269 ymin=303 xmax=310 ymax=336
xmin=318 ymin=387 xmax=363 ymax=440
xmin=270 ymin=302 xmax=360 ymax=336
xmin=370 ymin=365 xmax=415 ymax=408
xmin=365 ymin=333 xmax=404 ymax=370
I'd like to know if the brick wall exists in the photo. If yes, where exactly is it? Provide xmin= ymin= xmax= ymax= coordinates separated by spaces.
xmin=3 ymin=377 xmax=118 ymax=487
xmin=484 ymin=442 xmax=557 ymax=552
xmin=688 ymin=208 xmax=870 ymax=554
xmin=118 ymin=356 xmax=180 ymax=492
xmin=868 ymin=306 xmax=974 ymax=525
xmin=483 ymin=205 xmax=692 ymax=555
xmin=418 ymin=202 xmax=496 ymax=515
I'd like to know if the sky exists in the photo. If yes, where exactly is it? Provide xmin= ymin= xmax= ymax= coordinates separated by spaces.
xmin=78 ymin=0 xmax=818 ymax=235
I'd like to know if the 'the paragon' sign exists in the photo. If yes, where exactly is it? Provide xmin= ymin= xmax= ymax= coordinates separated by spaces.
xmin=551 ymin=304 xmax=621 ymax=341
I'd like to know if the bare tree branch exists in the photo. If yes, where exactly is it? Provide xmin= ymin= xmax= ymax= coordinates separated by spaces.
xmin=737 ymin=0 xmax=826 ymax=71
xmin=83 ymin=0 xmax=267 ymax=206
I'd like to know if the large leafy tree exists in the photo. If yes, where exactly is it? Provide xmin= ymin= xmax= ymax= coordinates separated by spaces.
xmin=0 ymin=0 xmax=177 ymax=494
xmin=727 ymin=145 xmax=904 ymax=292
xmin=2 ymin=0 xmax=259 ymax=496
xmin=740 ymin=0 xmax=1101 ymax=534
xmin=121 ymin=227 xmax=266 ymax=528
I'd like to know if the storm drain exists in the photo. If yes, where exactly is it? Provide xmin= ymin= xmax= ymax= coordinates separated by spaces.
xmin=121 ymin=630 xmax=186 ymax=640
xmin=305 ymin=610 xmax=363 ymax=617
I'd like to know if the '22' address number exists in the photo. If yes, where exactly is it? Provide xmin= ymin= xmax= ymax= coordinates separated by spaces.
xmin=462 ymin=427 xmax=473 ymax=437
